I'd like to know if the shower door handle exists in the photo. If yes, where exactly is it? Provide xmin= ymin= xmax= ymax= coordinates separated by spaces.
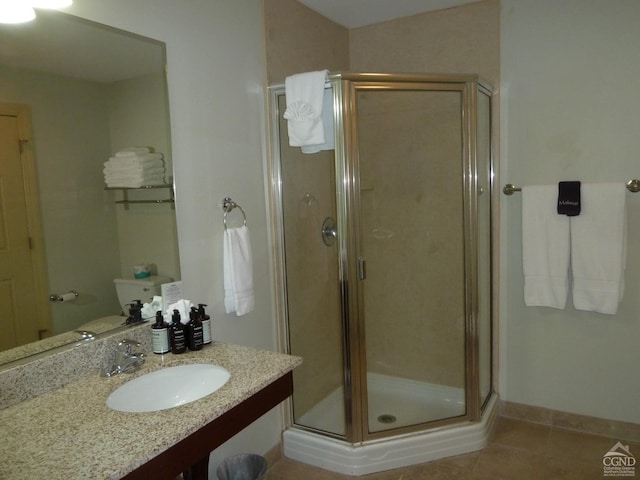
xmin=357 ymin=257 xmax=367 ymax=280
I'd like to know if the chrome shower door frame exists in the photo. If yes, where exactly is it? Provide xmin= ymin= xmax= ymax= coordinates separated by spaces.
xmin=267 ymin=72 xmax=494 ymax=444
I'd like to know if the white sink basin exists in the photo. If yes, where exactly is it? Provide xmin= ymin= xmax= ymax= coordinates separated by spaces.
xmin=106 ymin=363 xmax=231 ymax=413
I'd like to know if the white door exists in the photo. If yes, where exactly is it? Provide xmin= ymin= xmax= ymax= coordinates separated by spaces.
xmin=0 ymin=105 xmax=49 ymax=351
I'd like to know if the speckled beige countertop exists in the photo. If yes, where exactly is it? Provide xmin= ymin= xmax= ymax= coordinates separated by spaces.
xmin=0 ymin=342 xmax=302 ymax=480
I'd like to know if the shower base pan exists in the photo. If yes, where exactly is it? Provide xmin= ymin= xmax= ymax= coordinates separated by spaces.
xmin=284 ymin=387 xmax=497 ymax=476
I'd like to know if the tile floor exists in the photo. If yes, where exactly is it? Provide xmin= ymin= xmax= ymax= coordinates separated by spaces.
xmin=264 ymin=417 xmax=639 ymax=479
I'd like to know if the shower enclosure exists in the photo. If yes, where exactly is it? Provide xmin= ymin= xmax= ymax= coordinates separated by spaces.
xmin=268 ymin=73 xmax=494 ymax=475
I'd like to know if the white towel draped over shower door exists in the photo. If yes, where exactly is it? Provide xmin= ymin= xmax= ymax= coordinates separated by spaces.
xmin=223 ymin=225 xmax=255 ymax=316
xmin=300 ymin=88 xmax=335 ymax=154
xmin=570 ymin=182 xmax=627 ymax=315
xmin=283 ymin=70 xmax=328 ymax=147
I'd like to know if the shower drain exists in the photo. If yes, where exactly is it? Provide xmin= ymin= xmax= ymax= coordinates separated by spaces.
xmin=377 ymin=414 xmax=397 ymax=424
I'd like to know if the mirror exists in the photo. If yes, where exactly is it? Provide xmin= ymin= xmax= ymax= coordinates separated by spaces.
xmin=0 ymin=10 xmax=180 ymax=366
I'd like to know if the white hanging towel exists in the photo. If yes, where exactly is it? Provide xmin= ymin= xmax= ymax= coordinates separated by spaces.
xmin=223 ymin=225 xmax=255 ymax=316
xmin=521 ymin=185 xmax=571 ymax=309
xmin=283 ymin=70 xmax=328 ymax=147
xmin=301 ymin=88 xmax=335 ymax=154
xmin=570 ymin=183 xmax=627 ymax=315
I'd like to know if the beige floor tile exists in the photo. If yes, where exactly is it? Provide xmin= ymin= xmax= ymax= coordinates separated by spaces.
xmin=432 ymin=451 xmax=481 ymax=471
xmin=472 ymin=444 xmax=546 ymax=480
xmin=359 ymin=467 xmax=417 ymax=480
xmin=547 ymin=428 xmax=614 ymax=464
xmin=264 ymin=458 xmax=349 ymax=480
xmin=489 ymin=417 xmax=550 ymax=454
xmin=400 ymin=462 xmax=475 ymax=479
xmin=545 ymin=456 xmax=608 ymax=480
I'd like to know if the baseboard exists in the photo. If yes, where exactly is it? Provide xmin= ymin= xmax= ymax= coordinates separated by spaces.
xmin=500 ymin=400 xmax=640 ymax=443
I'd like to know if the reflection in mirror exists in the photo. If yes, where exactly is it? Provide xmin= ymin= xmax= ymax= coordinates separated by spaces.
xmin=0 ymin=10 xmax=180 ymax=366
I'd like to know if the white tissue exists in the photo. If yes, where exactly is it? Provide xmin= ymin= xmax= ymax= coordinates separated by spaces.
xmin=166 ymin=299 xmax=194 ymax=325
xmin=59 ymin=292 xmax=77 ymax=303
xmin=141 ymin=295 xmax=163 ymax=319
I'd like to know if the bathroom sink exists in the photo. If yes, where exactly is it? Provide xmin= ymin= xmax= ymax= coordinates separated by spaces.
xmin=106 ymin=363 xmax=231 ymax=413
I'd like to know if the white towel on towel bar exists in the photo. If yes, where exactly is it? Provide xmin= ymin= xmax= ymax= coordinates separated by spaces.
xmin=284 ymin=70 xmax=328 ymax=147
xmin=301 ymin=88 xmax=335 ymax=154
xmin=570 ymin=183 xmax=627 ymax=315
xmin=521 ymin=185 xmax=571 ymax=309
xmin=223 ymin=225 xmax=255 ymax=316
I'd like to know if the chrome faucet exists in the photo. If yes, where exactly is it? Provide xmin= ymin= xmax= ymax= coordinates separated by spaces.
xmin=102 ymin=339 xmax=146 ymax=377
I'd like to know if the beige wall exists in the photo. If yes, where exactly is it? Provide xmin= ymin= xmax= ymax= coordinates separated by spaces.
xmin=349 ymin=0 xmax=499 ymax=86
xmin=264 ymin=0 xmax=349 ymax=83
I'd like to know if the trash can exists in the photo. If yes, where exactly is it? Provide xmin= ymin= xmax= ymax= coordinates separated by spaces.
xmin=217 ymin=453 xmax=268 ymax=480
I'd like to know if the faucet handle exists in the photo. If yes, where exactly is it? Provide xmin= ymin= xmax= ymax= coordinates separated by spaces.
xmin=116 ymin=338 xmax=142 ymax=355
xmin=102 ymin=339 xmax=146 ymax=377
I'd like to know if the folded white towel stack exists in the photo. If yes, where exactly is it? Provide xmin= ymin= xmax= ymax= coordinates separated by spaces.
xmin=571 ymin=183 xmax=627 ymax=315
xmin=521 ymin=185 xmax=571 ymax=309
xmin=284 ymin=70 xmax=329 ymax=147
xmin=104 ymin=147 xmax=166 ymax=188
xmin=223 ymin=225 xmax=255 ymax=316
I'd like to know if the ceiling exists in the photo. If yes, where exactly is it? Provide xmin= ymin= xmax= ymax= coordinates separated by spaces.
xmin=296 ymin=0 xmax=482 ymax=28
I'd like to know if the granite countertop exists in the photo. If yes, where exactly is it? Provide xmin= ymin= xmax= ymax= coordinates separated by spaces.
xmin=0 ymin=342 xmax=302 ymax=480
xmin=0 ymin=316 xmax=128 ymax=366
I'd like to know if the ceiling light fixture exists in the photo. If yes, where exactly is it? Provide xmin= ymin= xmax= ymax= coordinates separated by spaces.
xmin=0 ymin=2 xmax=36 ymax=24
xmin=0 ymin=0 xmax=72 ymax=24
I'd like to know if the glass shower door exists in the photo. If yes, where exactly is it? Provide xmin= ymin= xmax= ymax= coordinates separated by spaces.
xmin=276 ymin=92 xmax=346 ymax=438
xmin=355 ymin=86 xmax=468 ymax=435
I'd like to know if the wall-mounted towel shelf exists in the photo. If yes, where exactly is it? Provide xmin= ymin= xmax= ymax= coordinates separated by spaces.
xmin=106 ymin=184 xmax=175 ymax=210
xmin=503 ymin=179 xmax=640 ymax=196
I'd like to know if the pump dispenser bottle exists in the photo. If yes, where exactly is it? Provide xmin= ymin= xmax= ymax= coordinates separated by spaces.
xmin=198 ymin=303 xmax=212 ymax=345
xmin=126 ymin=300 xmax=143 ymax=324
xmin=169 ymin=309 xmax=186 ymax=354
xmin=187 ymin=307 xmax=204 ymax=351
xmin=151 ymin=311 xmax=170 ymax=354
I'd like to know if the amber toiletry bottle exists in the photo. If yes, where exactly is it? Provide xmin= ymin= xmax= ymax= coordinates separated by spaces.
xmin=170 ymin=309 xmax=186 ymax=354
xmin=187 ymin=307 xmax=204 ymax=351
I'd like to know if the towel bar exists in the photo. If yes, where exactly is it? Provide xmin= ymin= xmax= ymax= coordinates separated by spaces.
xmin=503 ymin=179 xmax=640 ymax=195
